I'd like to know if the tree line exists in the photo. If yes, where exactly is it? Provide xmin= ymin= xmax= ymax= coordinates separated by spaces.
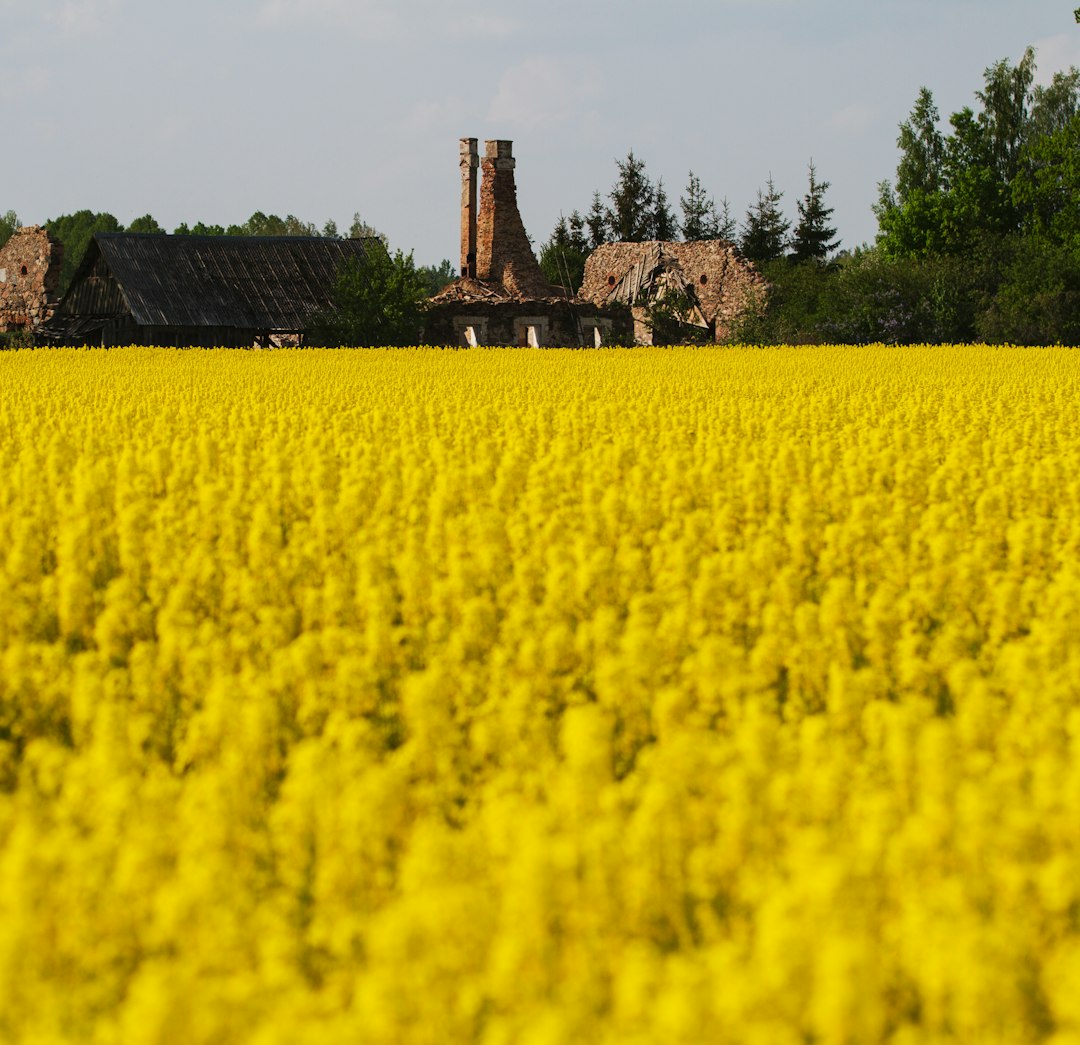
xmin=739 ymin=46 xmax=1080 ymax=345
xmin=543 ymin=36 xmax=1080 ymax=346
xmin=538 ymin=155 xmax=838 ymax=294
xmin=0 ymin=209 xmax=455 ymax=299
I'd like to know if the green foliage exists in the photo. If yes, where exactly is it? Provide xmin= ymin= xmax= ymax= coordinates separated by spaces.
xmin=417 ymin=259 xmax=456 ymax=296
xmin=309 ymin=247 xmax=427 ymax=347
xmin=0 ymin=210 xmax=19 ymax=250
xmin=878 ymin=49 xmax=1080 ymax=259
xmin=539 ymin=212 xmax=589 ymax=294
xmin=976 ymin=237 xmax=1080 ymax=344
xmin=173 ymin=222 xmax=228 ymax=236
xmin=1012 ymin=112 xmax=1080 ymax=252
xmin=727 ymin=251 xmax=977 ymax=346
xmin=45 ymin=211 xmax=124 ymax=294
xmin=640 ymin=292 xmax=714 ymax=346
xmin=726 ymin=258 xmax=830 ymax=344
xmin=348 ymin=213 xmax=388 ymax=246
xmin=895 ymin=88 xmax=946 ymax=202
xmin=0 ymin=328 xmax=36 ymax=349
xmin=127 ymin=214 xmax=164 ymax=234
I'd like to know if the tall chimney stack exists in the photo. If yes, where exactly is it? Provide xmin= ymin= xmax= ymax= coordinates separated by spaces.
xmin=459 ymin=138 xmax=479 ymax=278
xmin=476 ymin=140 xmax=553 ymax=298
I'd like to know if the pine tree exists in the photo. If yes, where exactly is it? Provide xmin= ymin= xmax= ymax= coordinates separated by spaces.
xmin=792 ymin=160 xmax=840 ymax=262
xmin=740 ymin=177 xmax=790 ymax=263
xmin=586 ymin=191 xmax=608 ymax=249
xmin=717 ymin=197 xmax=737 ymax=241
xmin=539 ymin=211 xmax=590 ymax=293
xmin=607 ymin=150 xmax=655 ymax=242
xmin=680 ymin=172 xmax=721 ymax=241
xmin=652 ymin=178 xmax=677 ymax=240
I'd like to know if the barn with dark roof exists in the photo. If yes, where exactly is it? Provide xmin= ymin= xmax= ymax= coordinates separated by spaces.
xmin=41 ymin=233 xmax=386 ymax=347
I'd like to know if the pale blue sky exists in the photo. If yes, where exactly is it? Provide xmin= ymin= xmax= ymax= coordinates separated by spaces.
xmin=3 ymin=0 xmax=1078 ymax=265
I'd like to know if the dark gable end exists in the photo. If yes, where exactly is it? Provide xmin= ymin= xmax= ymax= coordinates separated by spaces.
xmin=44 ymin=233 xmax=387 ymax=345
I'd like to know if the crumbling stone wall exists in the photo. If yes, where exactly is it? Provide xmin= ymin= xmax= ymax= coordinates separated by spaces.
xmin=579 ymin=240 xmax=766 ymax=341
xmin=475 ymin=140 xmax=555 ymax=300
xmin=0 ymin=227 xmax=63 ymax=333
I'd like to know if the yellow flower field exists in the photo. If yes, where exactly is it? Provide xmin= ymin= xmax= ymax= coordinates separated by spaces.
xmin=1 ymin=344 xmax=1080 ymax=1044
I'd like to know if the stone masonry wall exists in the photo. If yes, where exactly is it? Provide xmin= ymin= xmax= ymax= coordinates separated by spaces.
xmin=0 ymin=227 xmax=63 ymax=332
xmin=579 ymin=240 xmax=766 ymax=341
xmin=475 ymin=140 xmax=554 ymax=300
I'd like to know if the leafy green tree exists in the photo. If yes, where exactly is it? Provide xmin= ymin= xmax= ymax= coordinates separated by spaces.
xmin=606 ymin=151 xmax=655 ymax=242
xmin=0 ymin=210 xmax=19 ymax=250
xmin=895 ymin=87 xmax=946 ymax=202
xmin=309 ymin=247 xmax=427 ymax=346
xmin=172 ymin=221 xmax=227 ymax=235
xmin=792 ymin=161 xmax=839 ymax=261
xmin=877 ymin=49 xmax=1080 ymax=259
xmin=127 ymin=214 xmax=164 ymax=234
xmin=1013 ymin=112 xmax=1080 ymax=251
xmin=45 ymin=210 xmax=124 ymax=292
xmin=977 ymin=236 xmax=1080 ymax=344
xmin=977 ymin=48 xmax=1036 ymax=188
xmin=740 ymin=177 xmax=789 ymax=263
xmin=417 ymin=258 xmax=456 ymax=296
xmin=1029 ymin=67 xmax=1080 ymax=140
xmin=348 ymin=213 xmax=388 ymax=246
xmin=680 ymin=172 xmax=721 ymax=241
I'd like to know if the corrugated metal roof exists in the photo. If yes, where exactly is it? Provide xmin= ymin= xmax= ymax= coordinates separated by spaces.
xmin=57 ymin=233 xmax=385 ymax=332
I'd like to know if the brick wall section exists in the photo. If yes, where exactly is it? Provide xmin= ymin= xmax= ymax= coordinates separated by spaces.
xmin=0 ymin=227 xmax=63 ymax=332
xmin=475 ymin=140 xmax=555 ymax=300
xmin=579 ymin=240 xmax=766 ymax=340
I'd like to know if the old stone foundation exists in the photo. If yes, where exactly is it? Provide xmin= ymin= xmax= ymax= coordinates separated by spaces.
xmin=424 ymin=293 xmax=631 ymax=348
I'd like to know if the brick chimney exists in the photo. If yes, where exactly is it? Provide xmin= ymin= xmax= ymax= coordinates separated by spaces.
xmin=475 ymin=140 xmax=553 ymax=299
xmin=459 ymin=137 xmax=478 ymax=278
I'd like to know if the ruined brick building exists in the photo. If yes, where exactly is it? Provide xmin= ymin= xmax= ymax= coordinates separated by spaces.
xmin=578 ymin=240 xmax=766 ymax=344
xmin=0 ymin=227 xmax=63 ymax=335
xmin=425 ymin=138 xmax=765 ymax=347
xmin=424 ymin=139 xmax=631 ymax=347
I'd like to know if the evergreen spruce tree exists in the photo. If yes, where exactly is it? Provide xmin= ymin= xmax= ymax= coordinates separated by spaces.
xmin=607 ymin=150 xmax=655 ymax=242
xmin=717 ymin=197 xmax=737 ymax=242
xmin=740 ymin=177 xmax=790 ymax=263
xmin=586 ymin=191 xmax=608 ymax=248
xmin=539 ymin=211 xmax=590 ymax=293
xmin=792 ymin=160 xmax=840 ymax=262
xmin=680 ymin=172 xmax=721 ymax=241
xmin=652 ymin=178 xmax=677 ymax=240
